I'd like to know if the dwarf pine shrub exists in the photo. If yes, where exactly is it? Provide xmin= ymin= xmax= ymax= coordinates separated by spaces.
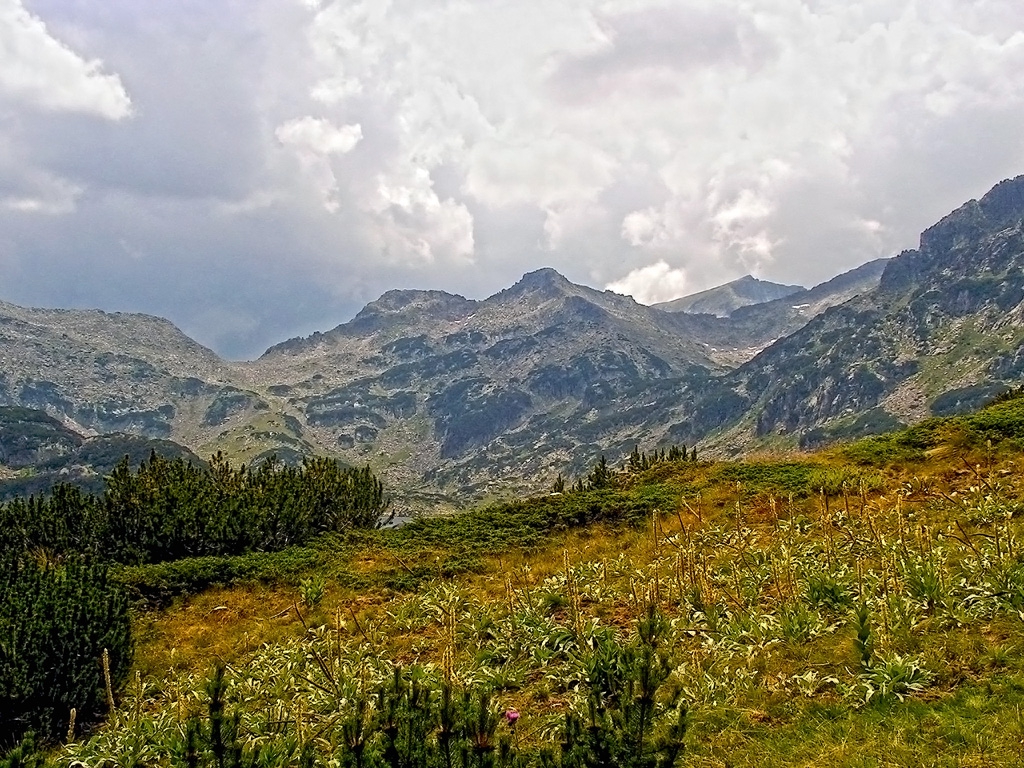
xmin=0 ymin=554 xmax=131 ymax=748
xmin=0 ymin=453 xmax=390 ymax=567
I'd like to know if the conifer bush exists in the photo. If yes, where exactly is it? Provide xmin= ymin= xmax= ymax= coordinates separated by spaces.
xmin=0 ymin=554 xmax=131 ymax=747
xmin=0 ymin=453 xmax=390 ymax=567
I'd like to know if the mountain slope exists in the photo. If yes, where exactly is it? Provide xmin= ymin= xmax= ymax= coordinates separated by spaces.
xmin=722 ymin=175 xmax=1024 ymax=449
xmin=0 ymin=405 xmax=202 ymax=499
xmin=0 ymin=302 xmax=288 ymax=459
xmin=654 ymin=275 xmax=804 ymax=316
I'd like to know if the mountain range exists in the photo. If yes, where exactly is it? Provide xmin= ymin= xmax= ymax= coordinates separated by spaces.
xmin=2 ymin=175 xmax=1023 ymax=503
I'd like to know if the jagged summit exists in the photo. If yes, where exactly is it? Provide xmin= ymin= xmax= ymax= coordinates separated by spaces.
xmin=881 ymin=174 xmax=1024 ymax=294
xmin=514 ymin=267 xmax=572 ymax=289
xmin=920 ymin=174 xmax=1024 ymax=254
xmin=358 ymin=288 xmax=474 ymax=316
xmin=347 ymin=289 xmax=477 ymax=332
xmin=489 ymin=267 xmax=575 ymax=303
xmin=261 ymin=289 xmax=477 ymax=357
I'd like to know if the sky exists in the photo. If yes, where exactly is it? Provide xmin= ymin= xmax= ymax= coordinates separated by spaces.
xmin=1 ymin=0 xmax=1023 ymax=359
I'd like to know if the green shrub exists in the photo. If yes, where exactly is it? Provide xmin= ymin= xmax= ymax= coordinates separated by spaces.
xmin=115 ymin=546 xmax=327 ymax=606
xmin=0 ymin=555 xmax=131 ymax=747
xmin=712 ymin=462 xmax=821 ymax=497
xmin=0 ymin=733 xmax=46 ymax=768
xmin=0 ymin=453 xmax=389 ymax=567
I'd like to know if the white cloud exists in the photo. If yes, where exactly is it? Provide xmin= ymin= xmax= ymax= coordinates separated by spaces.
xmin=606 ymin=260 xmax=688 ymax=305
xmin=275 ymin=117 xmax=362 ymax=155
xmin=366 ymin=165 xmax=475 ymax=265
xmin=3 ymin=0 xmax=1024 ymax=356
xmin=275 ymin=117 xmax=363 ymax=212
xmin=289 ymin=0 xmax=1024 ymax=287
xmin=0 ymin=0 xmax=130 ymax=119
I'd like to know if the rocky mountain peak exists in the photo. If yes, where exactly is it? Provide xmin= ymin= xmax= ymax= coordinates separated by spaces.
xmin=654 ymin=274 xmax=804 ymax=316
xmin=920 ymin=174 xmax=1024 ymax=256
xmin=359 ymin=289 xmax=475 ymax=316
xmin=501 ymin=268 xmax=574 ymax=300
xmin=345 ymin=289 xmax=477 ymax=336
xmin=263 ymin=290 xmax=478 ymax=357
xmin=880 ymin=174 xmax=1024 ymax=294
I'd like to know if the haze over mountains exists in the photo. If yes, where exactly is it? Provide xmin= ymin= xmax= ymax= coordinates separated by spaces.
xmin=2 ymin=175 xmax=1024 ymax=501
xmin=654 ymin=275 xmax=805 ymax=316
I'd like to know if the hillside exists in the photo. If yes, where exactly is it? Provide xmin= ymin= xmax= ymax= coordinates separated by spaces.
xmin=27 ymin=389 xmax=1024 ymax=766
xmin=717 ymin=175 xmax=1024 ymax=452
xmin=0 ymin=300 xmax=270 ymax=446
xmin=0 ymin=406 xmax=202 ymax=498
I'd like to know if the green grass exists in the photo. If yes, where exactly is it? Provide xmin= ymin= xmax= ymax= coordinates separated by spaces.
xmin=842 ymin=388 xmax=1024 ymax=465
xmin=690 ymin=673 xmax=1024 ymax=767
xmin=26 ymin=385 xmax=1024 ymax=765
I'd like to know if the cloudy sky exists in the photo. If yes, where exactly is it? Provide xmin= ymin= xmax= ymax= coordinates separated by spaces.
xmin=2 ymin=0 xmax=1023 ymax=358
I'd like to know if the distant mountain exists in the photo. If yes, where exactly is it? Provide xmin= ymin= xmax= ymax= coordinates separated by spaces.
xmin=0 ymin=300 xmax=312 ymax=467
xmin=655 ymin=275 xmax=804 ymax=316
xmin=252 ymin=267 xmax=722 ymax=492
xmin=2 ymin=175 xmax=1024 ymax=496
xmin=677 ymin=258 xmax=888 ymax=366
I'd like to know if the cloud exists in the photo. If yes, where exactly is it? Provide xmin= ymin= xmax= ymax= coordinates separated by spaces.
xmin=605 ymin=260 xmax=688 ymax=305
xmin=0 ymin=0 xmax=130 ymax=118
xmin=1 ymin=0 xmax=1024 ymax=358
xmin=275 ymin=117 xmax=363 ymax=211
xmin=546 ymin=4 xmax=775 ymax=103
xmin=276 ymin=117 xmax=363 ymax=155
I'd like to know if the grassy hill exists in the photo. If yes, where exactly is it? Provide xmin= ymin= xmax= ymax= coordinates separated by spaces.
xmin=16 ymin=390 xmax=1024 ymax=766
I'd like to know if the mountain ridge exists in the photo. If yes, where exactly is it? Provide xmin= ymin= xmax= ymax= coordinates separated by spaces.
xmin=2 ymin=174 xmax=1023 ymax=498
